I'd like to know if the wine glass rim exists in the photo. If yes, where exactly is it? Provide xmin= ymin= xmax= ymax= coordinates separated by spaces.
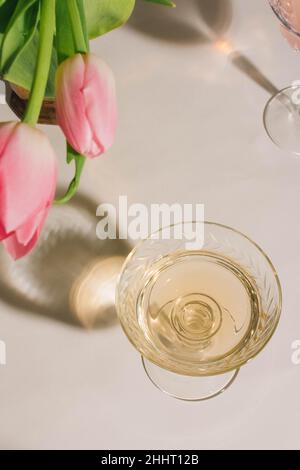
xmin=117 ymin=220 xmax=282 ymax=376
xmin=263 ymin=85 xmax=300 ymax=156
xmin=121 ymin=220 xmax=281 ymax=287
xmin=270 ymin=2 xmax=300 ymax=37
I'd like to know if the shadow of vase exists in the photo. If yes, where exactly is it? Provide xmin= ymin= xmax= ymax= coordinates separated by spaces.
xmin=0 ymin=191 xmax=131 ymax=329
xmin=128 ymin=0 xmax=233 ymax=45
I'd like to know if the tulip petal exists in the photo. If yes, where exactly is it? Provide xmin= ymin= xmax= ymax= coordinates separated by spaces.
xmin=83 ymin=54 xmax=117 ymax=156
xmin=0 ymin=222 xmax=8 ymax=241
xmin=0 ymin=122 xmax=16 ymax=155
xmin=56 ymin=53 xmax=117 ymax=159
xmin=15 ymin=206 xmax=48 ymax=246
xmin=56 ymin=54 xmax=92 ymax=155
xmin=3 ymin=230 xmax=39 ymax=260
xmin=0 ymin=123 xmax=17 ymax=239
xmin=2 ymin=204 xmax=49 ymax=260
xmin=0 ymin=123 xmax=57 ymax=234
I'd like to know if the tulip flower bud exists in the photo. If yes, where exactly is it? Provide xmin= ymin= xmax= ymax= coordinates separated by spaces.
xmin=55 ymin=53 xmax=117 ymax=158
xmin=0 ymin=122 xmax=57 ymax=259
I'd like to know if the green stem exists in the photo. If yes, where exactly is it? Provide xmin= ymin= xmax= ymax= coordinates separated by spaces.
xmin=23 ymin=0 xmax=56 ymax=126
xmin=54 ymin=179 xmax=79 ymax=205
xmin=54 ymin=144 xmax=85 ymax=205
xmin=67 ymin=0 xmax=88 ymax=53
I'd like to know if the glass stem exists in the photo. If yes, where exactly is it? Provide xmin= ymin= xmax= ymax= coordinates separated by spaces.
xmin=23 ymin=0 xmax=56 ymax=126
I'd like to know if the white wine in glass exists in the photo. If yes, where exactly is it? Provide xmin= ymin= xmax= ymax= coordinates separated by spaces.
xmin=116 ymin=222 xmax=282 ymax=401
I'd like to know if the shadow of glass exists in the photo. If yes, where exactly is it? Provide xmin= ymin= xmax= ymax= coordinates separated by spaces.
xmin=128 ymin=0 xmax=232 ymax=45
xmin=0 ymin=191 xmax=131 ymax=329
xmin=129 ymin=1 xmax=279 ymax=98
xmin=229 ymin=50 xmax=279 ymax=96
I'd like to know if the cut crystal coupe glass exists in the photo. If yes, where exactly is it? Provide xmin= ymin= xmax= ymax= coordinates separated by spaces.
xmin=264 ymin=0 xmax=300 ymax=154
xmin=116 ymin=222 xmax=282 ymax=401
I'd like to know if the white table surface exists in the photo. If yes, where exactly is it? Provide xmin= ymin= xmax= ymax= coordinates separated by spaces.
xmin=1 ymin=0 xmax=300 ymax=450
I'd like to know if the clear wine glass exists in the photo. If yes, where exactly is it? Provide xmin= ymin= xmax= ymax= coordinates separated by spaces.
xmin=116 ymin=222 xmax=282 ymax=401
xmin=264 ymin=0 xmax=300 ymax=154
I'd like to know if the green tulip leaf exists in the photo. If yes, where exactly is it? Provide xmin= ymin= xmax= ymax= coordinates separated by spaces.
xmin=0 ymin=0 xmax=19 ymax=56
xmin=0 ymin=0 xmax=14 ymax=9
xmin=3 ymin=29 xmax=57 ymax=98
xmin=0 ymin=0 xmax=56 ymax=97
xmin=0 ymin=0 xmax=40 ymax=73
xmin=84 ymin=0 xmax=135 ymax=39
xmin=56 ymin=0 xmax=88 ymax=63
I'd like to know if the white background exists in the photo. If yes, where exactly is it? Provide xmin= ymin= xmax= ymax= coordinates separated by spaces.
xmin=0 ymin=0 xmax=300 ymax=450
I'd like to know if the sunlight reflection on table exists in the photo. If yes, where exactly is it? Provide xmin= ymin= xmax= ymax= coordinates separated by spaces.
xmin=70 ymin=256 xmax=126 ymax=329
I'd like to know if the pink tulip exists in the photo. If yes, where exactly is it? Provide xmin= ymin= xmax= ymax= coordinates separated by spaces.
xmin=55 ymin=53 xmax=117 ymax=158
xmin=0 ymin=122 xmax=57 ymax=260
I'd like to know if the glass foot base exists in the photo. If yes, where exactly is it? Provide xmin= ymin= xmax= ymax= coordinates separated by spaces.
xmin=142 ymin=357 xmax=239 ymax=401
xmin=264 ymin=85 xmax=300 ymax=155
